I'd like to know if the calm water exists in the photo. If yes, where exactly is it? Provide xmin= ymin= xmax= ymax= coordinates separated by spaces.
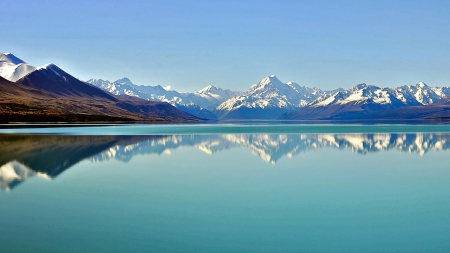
xmin=1 ymin=124 xmax=450 ymax=252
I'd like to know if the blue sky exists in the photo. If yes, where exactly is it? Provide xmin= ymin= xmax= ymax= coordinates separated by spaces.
xmin=3 ymin=0 xmax=450 ymax=91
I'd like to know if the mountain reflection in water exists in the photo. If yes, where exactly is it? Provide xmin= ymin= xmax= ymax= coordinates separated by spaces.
xmin=1 ymin=133 xmax=449 ymax=190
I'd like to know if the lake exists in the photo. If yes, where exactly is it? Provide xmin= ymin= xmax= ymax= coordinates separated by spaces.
xmin=1 ymin=123 xmax=450 ymax=252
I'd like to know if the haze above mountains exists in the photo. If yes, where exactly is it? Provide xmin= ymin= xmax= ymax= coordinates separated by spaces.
xmin=2 ymin=52 xmax=450 ymax=121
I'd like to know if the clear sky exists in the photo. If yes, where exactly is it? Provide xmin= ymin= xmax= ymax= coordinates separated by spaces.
xmin=3 ymin=0 xmax=450 ymax=91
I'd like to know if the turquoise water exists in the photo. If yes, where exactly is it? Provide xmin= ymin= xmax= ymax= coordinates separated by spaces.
xmin=1 ymin=124 xmax=450 ymax=252
xmin=2 ymin=123 xmax=450 ymax=135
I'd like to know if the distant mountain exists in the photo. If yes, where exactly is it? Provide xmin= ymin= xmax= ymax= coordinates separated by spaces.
xmin=215 ymin=75 xmax=331 ymax=119
xmin=87 ymin=78 xmax=243 ymax=119
xmin=281 ymin=82 xmax=450 ymax=120
xmin=394 ymin=82 xmax=450 ymax=105
xmin=197 ymin=85 xmax=243 ymax=103
xmin=0 ymin=53 xmax=200 ymax=122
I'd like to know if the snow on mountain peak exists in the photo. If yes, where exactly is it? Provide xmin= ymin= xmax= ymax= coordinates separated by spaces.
xmin=417 ymin=81 xmax=428 ymax=87
xmin=88 ymin=77 xmax=242 ymax=115
xmin=198 ymin=85 xmax=217 ymax=93
xmin=353 ymin=83 xmax=369 ymax=90
xmin=38 ymin=63 xmax=59 ymax=71
xmin=0 ymin=52 xmax=25 ymax=65
xmin=215 ymin=76 xmax=330 ymax=118
xmin=306 ymin=80 xmax=450 ymax=109
xmin=0 ymin=53 xmax=37 ymax=82
xmin=261 ymin=75 xmax=281 ymax=84
xmin=37 ymin=63 xmax=63 ymax=77
xmin=114 ymin=77 xmax=134 ymax=85
xmin=250 ymin=75 xmax=285 ymax=91
xmin=39 ymin=63 xmax=56 ymax=68
xmin=286 ymin=81 xmax=300 ymax=86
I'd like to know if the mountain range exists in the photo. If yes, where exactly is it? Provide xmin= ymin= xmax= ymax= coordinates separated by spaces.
xmin=89 ymin=75 xmax=337 ymax=119
xmin=0 ymin=53 xmax=201 ymax=122
xmin=2 ymin=52 xmax=450 ymax=121
xmin=281 ymin=82 xmax=450 ymax=120
xmin=88 ymin=73 xmax=450 ymax=120
xmin=87 ymin=78 xmax=242 ymax=119
xmin=215 ymin=75 xmax=335 ymax=119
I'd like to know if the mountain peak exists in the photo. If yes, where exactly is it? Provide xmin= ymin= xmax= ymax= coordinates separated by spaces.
xmin=0 ymin=53 xmax=37 ymax=81
xmin=36 ymin=63 xmax=64 ymax=77
xmin=267 ymin=75 xmax=279 ymax=81
xmin=40 ymin=63 xmax=56 ymax=68
xmin=259 ymin=75 xmax=283 ymax=86
xmin=353 ymin=83 xmax=368 ymax=90
xmin=38 ymin=63 xmax=60 ymax=72
xmin=247 ymin=76 xmax=284 ymax=93
xmin=198 ymin=85 xmax=218 ymax=93
xmin=114 ymin=77 xmax=134 ymax=85
xmin=417 ymin=81 xmax=428 ymax=88
xmin=0 ymin=52 xmax=26 ymax=65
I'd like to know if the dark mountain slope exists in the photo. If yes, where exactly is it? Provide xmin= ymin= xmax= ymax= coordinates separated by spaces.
xmin=20 ymin=64 xmax=117 ymax=100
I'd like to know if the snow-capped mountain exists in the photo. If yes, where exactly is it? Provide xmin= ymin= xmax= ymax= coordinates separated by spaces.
xmin=309 ymin=82 xmax=450 ymax=108
xmin=0 ymin=53 xmax=37 ymax=82
xmin=282 ymin=82 xmax=450 ymax=120
xmin=87 ymin=78 xmax=243 ymax=119
xmin=53 ymin=64 xmax=450 ymax=121
xmin=88 ymin=77 xmax=169 ymax=99
xmin=307 ymin=83 xmax=405 ymax=108
xmin=393 ymin=82 xmax=450 ymax=105
xmin=197 ymin=85 xmax=243 ymax=102
xmin=215 ymin=75 xmax=330 ymax=119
